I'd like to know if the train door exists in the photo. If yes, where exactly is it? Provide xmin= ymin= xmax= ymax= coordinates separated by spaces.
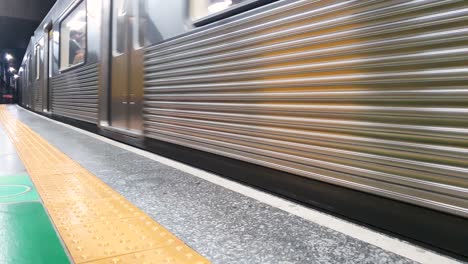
xmin=109 ymin=0 xmax=144 ymax=135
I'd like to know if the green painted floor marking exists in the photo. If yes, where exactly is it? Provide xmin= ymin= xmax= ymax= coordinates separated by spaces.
xmin=0 ymin=135 xmax=70 ymax=263
xmin=0 ymin=202 xmax=70 ymax=264
xmin=0 ymin=174 xmax=40 ymax=203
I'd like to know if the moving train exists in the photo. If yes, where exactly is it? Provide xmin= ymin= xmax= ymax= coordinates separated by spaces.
xmin=17 ymin=0 xmax=468 ymax=258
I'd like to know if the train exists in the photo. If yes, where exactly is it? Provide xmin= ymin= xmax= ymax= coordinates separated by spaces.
xmin=17 ymin=0 xmax=468 ymax=259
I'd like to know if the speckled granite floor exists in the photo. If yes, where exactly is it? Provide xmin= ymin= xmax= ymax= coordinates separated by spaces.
xmin=8 ymin=105 xmax=417 ymax=264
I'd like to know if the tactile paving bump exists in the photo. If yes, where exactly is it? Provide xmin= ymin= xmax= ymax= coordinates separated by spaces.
xmin=59 ymin=216 xmax=184 ymax=263
xmin=46 ymin=197 xmax=143 ymax=227
xmin=0 ymin=106 xmax=211 ymax=264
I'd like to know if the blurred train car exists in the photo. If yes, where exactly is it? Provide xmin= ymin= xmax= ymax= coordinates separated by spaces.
xmin=18 ymin=0 xmax=468 ymax=258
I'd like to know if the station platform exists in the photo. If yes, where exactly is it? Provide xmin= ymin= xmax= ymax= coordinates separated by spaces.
xmin=0 ymin=104 xmax=461 ymax=264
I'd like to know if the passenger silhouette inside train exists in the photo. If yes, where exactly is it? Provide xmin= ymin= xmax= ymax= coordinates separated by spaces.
xmin=69 ymin=30 xmax=84 ymax=65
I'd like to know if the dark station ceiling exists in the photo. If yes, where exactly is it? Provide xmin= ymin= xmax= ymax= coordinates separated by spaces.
xmin=0 ymin=0 xmax=57 ymax=68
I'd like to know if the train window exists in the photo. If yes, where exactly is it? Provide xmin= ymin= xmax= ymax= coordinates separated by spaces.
xmin=49 ymin=31 xmax=54 ymax=77
xmin=59 ymin=1 xmax=87 ymax=70
xmin=134 ymin=0 xmax=145 ymax=48
xmin=28 ymin=55 xmax=33 ymax=84
xmin=112 ymin=0 xmax=127 ymax=55
xmin=189 ymin=0 xmax=275 ymax=25
xmin=35 ymin=44 xmax=41 ymax=80
xmin=142 ymin=0 xmax=184 ymax=45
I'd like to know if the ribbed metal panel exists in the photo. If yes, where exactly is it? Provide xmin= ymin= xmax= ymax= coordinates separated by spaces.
xmin=33 ymin=82 xmax=43 ymax=112
xmin=50 ymin=63 xmax=99 ymax=123
xmin=143 ymin=0 xmax=468 ymax=217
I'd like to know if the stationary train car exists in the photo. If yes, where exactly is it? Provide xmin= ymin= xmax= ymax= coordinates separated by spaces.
xmin=18 ymin=0 xmax=468 ymax=258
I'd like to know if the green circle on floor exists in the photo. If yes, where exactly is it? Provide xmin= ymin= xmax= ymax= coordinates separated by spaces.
xmin=0 ymin=184 xmax=31 ymax=198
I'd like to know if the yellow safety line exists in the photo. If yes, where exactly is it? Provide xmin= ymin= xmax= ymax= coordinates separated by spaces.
xmin=0 ymin=105 xmax=210 ymax=264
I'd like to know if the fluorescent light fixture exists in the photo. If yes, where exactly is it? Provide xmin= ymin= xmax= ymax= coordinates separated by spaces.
xmin=8 ymin=67 xmax=16 ymax=73
xmin=14 ymin=74 xmax=19 ymax=79
xmin=19 ymin=67 xmax=24 ymax=72
xmin=5 ymin=53 xmax=13 ymax=61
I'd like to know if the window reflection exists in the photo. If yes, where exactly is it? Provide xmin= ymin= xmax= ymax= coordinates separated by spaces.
xmin=142 ymin=0 xmax=178 ymax=46
xmin=60 ymin=2 xmax=87 ymax=70
xmin=190 ymin=0 xmax=248 ymax=21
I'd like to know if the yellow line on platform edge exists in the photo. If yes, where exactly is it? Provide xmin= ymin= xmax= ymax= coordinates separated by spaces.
xmin=0 ymin=106 xmax=210 ymax=264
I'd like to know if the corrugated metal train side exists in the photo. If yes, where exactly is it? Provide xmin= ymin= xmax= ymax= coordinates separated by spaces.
xmin=15 ymin=0 xmax=468 ymax=259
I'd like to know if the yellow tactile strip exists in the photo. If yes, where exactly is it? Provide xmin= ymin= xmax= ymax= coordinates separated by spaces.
xmin=0 ymin=106 xmax=210 ymax=264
